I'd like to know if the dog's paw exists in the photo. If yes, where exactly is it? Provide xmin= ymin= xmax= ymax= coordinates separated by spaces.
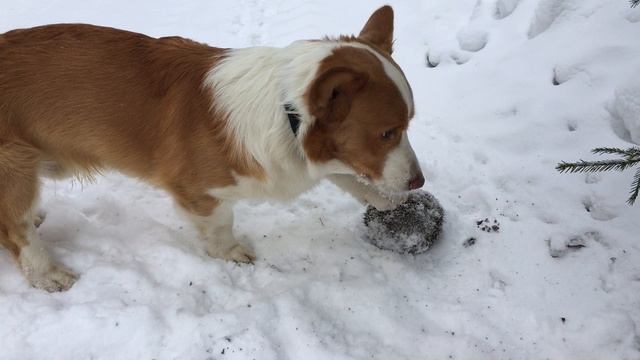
xmin=226 ymin=244 xmax=257 ymax=263
xmin=33 ymin=211 xmax=47 ymax=228
xmin=207 ymin=244 xmax=256 ymax=264
xmin=365 ymin=192 xmax=408 ymax=211
xmin=26 ymin=264 xmax=78 ymax=292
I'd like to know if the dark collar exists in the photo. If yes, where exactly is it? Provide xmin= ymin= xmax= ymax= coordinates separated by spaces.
xmin=284 ymin=103 xmax=301 ymax=136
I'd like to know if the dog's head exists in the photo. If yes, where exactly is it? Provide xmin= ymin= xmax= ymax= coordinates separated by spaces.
xmin=302 ymin=6 xmax=424 ymax=194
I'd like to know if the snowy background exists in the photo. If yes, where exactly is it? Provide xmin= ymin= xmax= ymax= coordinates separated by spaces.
xmin=2 ymin=0 xmax=640 ymax=359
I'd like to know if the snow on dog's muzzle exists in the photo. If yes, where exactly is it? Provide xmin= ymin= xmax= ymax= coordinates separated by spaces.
xmin=377 ymin=132 xmax=423 ymax=193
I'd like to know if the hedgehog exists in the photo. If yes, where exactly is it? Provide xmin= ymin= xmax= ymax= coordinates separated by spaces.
xmin=363 ymin=190 xmax=444 ymax=254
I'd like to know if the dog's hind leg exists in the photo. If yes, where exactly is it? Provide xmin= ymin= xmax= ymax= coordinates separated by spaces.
xmin=0 ymin=140 xmax=77 ymax=292
xmin=33 ymin=158 xmax=76 ymax=228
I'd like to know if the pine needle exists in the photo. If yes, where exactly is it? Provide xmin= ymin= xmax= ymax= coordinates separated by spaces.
xmin=591 ymin=147 xmax=629 ymax=156
xmin=556 ymin=159 xmax=638 ymax=173
xmin=557 ymin=146 xmax=640 ymax=206
xmin=629 ymin=168 xmax=640 ymax=205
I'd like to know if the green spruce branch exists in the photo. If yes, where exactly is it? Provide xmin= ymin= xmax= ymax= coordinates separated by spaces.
xmin=556 ymin=147 xmax=640 ymax=205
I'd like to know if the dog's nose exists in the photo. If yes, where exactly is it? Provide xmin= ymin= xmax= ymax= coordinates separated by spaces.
xmin=408 ymin=173 xmax=425 ymax=190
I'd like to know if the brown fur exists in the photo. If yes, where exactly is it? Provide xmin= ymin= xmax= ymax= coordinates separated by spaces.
xmin=0 ymin=24 xmax=262 ymax=261
xmin=358 ymin=5 xmax=395 ymax=55
xmin=303 ymin=46 xmax=409 ymax=180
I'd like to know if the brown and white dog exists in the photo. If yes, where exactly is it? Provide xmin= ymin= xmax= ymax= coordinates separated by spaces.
xmin=0 ymin=6 xmax=423 ymax=292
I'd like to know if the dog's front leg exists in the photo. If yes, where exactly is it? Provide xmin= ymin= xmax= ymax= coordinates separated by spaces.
xmin=178 ymin=198 xmax=256 ymax=263
xmin=328 ymin=174 xmax=407 ymax=211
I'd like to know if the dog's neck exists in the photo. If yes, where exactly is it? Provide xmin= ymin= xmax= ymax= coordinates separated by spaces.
xmin=204 ymin=41 xmax=338 ymax=176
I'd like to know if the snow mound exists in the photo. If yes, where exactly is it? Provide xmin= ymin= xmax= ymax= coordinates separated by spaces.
xmin=495 ymin=0 xmax=520 ymax=19
xmin=627 ymin=10 xmax=640 ymax=23
xmin=456 ymin=27 xmax=488 ymax=52
xmin=528 ymin=0 xmax=573 ymax=38
xmin=611 ymin=84 xmax=640 ymax=144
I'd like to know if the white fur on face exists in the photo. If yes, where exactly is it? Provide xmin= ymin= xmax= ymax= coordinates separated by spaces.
xmin=307 ymin=159 xmax=356 ymax=179
xmin=340 ymin=44 xmax=419 ymax=194
xmin=374 ymin=132 xmax=420 ymax=194
xmin=345 ymin=43 xmax=414 ymax=116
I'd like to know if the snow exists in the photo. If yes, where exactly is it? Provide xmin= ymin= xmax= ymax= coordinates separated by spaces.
xmin=612 ymin=84 xmax=640 ymax=144
xmin=456 ymin=27 xmax=489 ymax=52
xmin=495 ymin=0 xmax=521 ymax=19
xmin=2 ymin=0 xmax=640 ymax=359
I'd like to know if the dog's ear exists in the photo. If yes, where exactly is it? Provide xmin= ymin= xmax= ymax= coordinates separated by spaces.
xmin=307 ymin=66 xmax=369 ymax=122
xmin=359 ymin=5 xmax=394 ymax=55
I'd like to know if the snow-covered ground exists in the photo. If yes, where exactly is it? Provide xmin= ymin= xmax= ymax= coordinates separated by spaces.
xmin=2 ymin=0 xmax=640 ymax=359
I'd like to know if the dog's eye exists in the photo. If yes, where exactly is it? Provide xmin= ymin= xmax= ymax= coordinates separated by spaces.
xmin=381 ymin=129 xmax=397 ymax=141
